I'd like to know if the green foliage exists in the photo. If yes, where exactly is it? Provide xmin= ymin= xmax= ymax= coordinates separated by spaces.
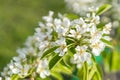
xmin=101 ymin=38 xmax=113 ymax=48
xmin=49 ymin=53 xmax=63 ymax=70
xmin=102 ymin=45 xmax=120 ymax=73
xmin=65 ymin=13 xmax=79 ymax=20
xmin=51 ymin=71 xmax=63 ymax=80
xmin=41 ymin=46 xmax=59 ymax=59
xmin=11 ymin=74 xmax=19 ymax=80
xmin=83 ymin=62 xmax=88 ymax=80
xmin=96 ymin=4 xmax=112 ymax=15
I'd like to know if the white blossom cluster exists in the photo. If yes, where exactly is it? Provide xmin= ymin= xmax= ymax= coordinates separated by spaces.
xmin=1 ymin=36 xmax=50 ymax=79
xmin=1 ymin=9 xmax=111 ymax=79
xmin=65 ymin=0 xmax=120 ymax=22
xmin=64 ymin=0 xmax=105 ymax=15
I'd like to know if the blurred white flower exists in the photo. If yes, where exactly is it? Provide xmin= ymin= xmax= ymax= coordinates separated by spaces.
xmin=103 ymin=23 xmax=112 ymax=34
xmin=36 ymin=59 xmax=50 ymax=79
xmin=5 ymin=77 xmax=11 ymax=80
xmin=65 ymin=0 xmax=97 ymax=15
xmin=90 ymin=30 xmax=103 ymax=43
xmin=0 ymin=77 xmax=2 ymax=80
xmin=90 ymin=41 xmax=105 ymax=56
xmin=43 ymin=11 xmax=54 ymax=23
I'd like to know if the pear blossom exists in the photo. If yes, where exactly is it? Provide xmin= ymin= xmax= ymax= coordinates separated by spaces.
xmin=36 ymin=59 xmax=50 ymax=79
xmin=55 ymin=17 xmax=70 ymax=37
xmin=1 ymin=9 xmax=112 ymax=78
xmin=72 ymin=45 xmax=91 ymax=68
xmin=68 ymin=25 xmax=82 ymax=39
xmin=64 ymin=0 xmax=98 ymax=15
xmin=5 ymin=77 xmax=10 ymax=80
xmin=74 ymin=45 xmax=91 ymax=63
xmin=42 ymin=11 xmax=54 ymax=23
xmin=90 ymin=30 xmax=103 ymax=43
xmin=54 ymin=37 xmax=67 ymax=56
xmin=90 ymin=41 xmax=105 ymax=56
xmin=103 ymin=23 xmax=112 ymax=34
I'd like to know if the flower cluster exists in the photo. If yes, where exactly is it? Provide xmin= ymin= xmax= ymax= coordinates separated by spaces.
xmin=64 ymin=0 xmax=120 ymax=27
xmin=64 ymin=0 xmax=105 ymax=15
xmin=1 ymin=9 xmax=111 ymax=79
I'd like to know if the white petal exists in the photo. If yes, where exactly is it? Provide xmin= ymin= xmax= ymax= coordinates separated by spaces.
xmin=40 ymin=72 xmax=46 ymax=79
xmin=44 ymin=70 xmax=50 ymax=76
xmin=92 ymin=48 xmax=101 ymax=56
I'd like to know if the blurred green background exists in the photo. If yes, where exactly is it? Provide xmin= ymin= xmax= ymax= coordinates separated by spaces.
xmin=0 ymin=0 xmax=66 ymax=71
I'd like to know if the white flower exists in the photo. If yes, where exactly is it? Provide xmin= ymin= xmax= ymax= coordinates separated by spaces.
xmin=87 ymin=13 xmax=100 ymax=25
xmin=55 ymin=25 xmax=68 ymax=37
xmin=74 ymin=45 xmax=91 ymax=63
xmin=90 ymin=30 xmax=103 ymax=43
xmin=18 ymin=64 xmax=31 ymax=77
xmin=103 ymin=23 xmax=112 ymax=34
xmin=63 ymin=17 xmax=70 ymax=28
xmin=90 ymin=41 xmax=105 ymax=56
xmin=43 ymin=11 xmax=54 ymax=23
xmin=55 ymin=17 xmax=70 ymax=37
xmin=103 ymin=36 xmax=111 ymax=41
xmin=71 ymin=18 xmax=89 ymax=33
xmin=8 ymin=62 xmax=20 ymax=74
xmin=38 ymin=41 xmax=50 ymax=51
xmin=36 ymin=59 xmax=50 ymax=79
xmin=68 ymin=25 xmax=82 ymax=39
xmin=0 ymin=77 xmax=2 ymax=80
xmin=54 ymin=18 xmax=62 ymax=27
xmin=65 ymin=0 xmax=97 ymax=15
xmin=5 ymin=77 xmax=11 ymax=80
xmin=54 ymin=37 xmax=67 ymax=56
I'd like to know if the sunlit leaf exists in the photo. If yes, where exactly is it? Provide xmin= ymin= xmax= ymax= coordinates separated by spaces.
xmin=96 ymin=64 xmax=103 ymax=80
xmin=101 ymin=38 xmax=113 ymax=48
xmin=58 ymin=63 xmax=72 ymax=75
xmin=49 ymin=54 xmax=63 ymax=70
xmin=11 ymin=74 xmax=19 ymax=80
xmin=51 ymin=71 xmax=63 ymax=80
xmin=65 ymin=13 xmax=79 ymax=20
xmin=89 ymin=65 xmax=96 ymax=80
xmin=96 ymin=4 xmax=111 ymax=15
xmin=83 ymin=62 xmax=88 ymax=80
xmin=41 ymin=46 xmax=59 ymax=59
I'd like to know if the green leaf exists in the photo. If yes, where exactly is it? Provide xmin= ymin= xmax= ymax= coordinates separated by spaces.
xmin=96 ymin=4 xmax=112 ymax=15
xmin=65 ymin=13 xmax=79 ymax=20
xmin=58 ymin=63 xmax=72 ymax=75
xmin=97 ymin=23 xmax=105 ymax=29
xmin=71 ymin=75 xmax=80 ymax=80
xmin=51 ymin=71 xmax=63 ymax=80
xmin=89 ymin=65 xmax=96 ymax=80
xmin=36 ymin=77 xmax=51 ymax=80
xmin=96 ymin=64 xmax=103 ymax=80
xmin=91 ymin=52 xmax=96 ymax=62
xmin=60 ymin=59 xmax=71 ymax=68
xmin=101 ymin=38 xmax=113 ymax=48
xmin=83 ymin=62 xmax=88 ymax=80
xmin=11 ymin=74 xmax=19 ymax=80
xmin=49 ymin=54 xmax=63 ymax=70
xmin=41 ymin=46 xmax=59 ymax=59
xmin=93 ymin=72 xmax=99 ymax=80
